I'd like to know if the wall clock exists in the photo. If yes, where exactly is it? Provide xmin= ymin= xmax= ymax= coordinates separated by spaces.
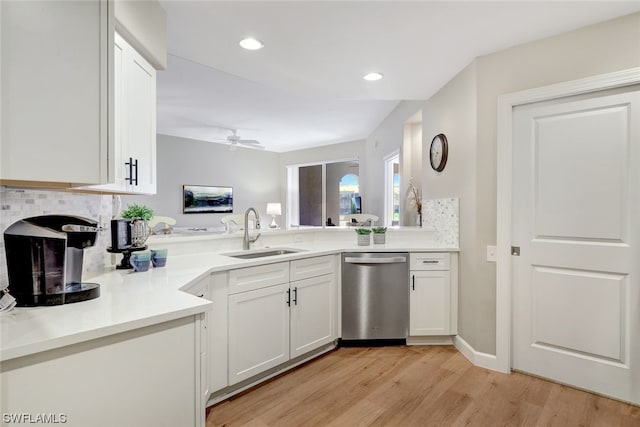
xmin=429 ymin=133 xmax=448 ymax=172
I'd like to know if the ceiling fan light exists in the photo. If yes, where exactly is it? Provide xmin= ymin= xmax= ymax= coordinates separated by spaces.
xmin=363 ymin=72 xmax=383 ymax=81
xmin=239 ymin=38 xmax=264 ymax=50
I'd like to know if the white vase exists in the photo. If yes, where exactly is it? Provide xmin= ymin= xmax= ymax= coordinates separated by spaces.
xmin=357 ymin=234 xmax=370 ymax=246
xmin=373 ymin=233 xmax=386 ymax=244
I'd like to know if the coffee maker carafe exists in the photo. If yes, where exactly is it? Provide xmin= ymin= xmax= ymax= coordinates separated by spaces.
xmin=3 ymin=215 xmax=101 ymax=306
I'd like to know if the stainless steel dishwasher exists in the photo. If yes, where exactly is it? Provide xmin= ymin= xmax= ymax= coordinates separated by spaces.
xmin=341 ymin=252 xmax=409 ymax=342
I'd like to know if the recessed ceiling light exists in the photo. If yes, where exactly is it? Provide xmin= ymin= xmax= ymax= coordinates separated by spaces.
xmin=239 ymin=38 xmax=264 ymax=51
xmin=363 ymin=72 xmax=383 ymax=81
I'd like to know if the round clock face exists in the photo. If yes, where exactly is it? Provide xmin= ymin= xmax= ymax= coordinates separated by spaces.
xmin=430 ymin=134 xmax=448 ymax=172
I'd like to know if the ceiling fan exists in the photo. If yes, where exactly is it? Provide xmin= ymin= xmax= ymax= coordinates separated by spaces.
xmin=212 ymin=129 xmax=264 ymax=151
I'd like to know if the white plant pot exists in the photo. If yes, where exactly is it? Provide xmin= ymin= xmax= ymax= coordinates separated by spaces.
xmin=357 ymin=234 xmax=370 ymax=246
xmin=373 ymin=233 xmax=386 ymax=244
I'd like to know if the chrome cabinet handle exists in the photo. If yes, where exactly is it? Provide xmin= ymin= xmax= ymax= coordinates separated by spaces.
xmin=422 ymin=260 xmax=439 ymax=264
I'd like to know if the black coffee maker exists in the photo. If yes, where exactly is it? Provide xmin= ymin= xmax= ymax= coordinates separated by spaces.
xmin=4 ymin=215 xmax=101 ymax=306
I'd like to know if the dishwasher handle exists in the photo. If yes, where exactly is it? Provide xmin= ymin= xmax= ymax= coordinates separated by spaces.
xmin=344 ymin=256 xmax=407 ymax=264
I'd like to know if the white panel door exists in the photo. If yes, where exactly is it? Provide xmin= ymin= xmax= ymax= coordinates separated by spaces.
xmin=512 ymin=89 xmax=640 ymax=404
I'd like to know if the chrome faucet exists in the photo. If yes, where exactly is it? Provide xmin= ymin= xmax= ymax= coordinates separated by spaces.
xmin=243 ymin=207 xmax=261 ymax=250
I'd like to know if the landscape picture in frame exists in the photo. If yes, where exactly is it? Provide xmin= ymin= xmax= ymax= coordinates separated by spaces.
xmin=183 ymin=185 xmax=233 ymax=214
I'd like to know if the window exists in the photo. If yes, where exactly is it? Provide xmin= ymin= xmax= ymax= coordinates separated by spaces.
xmin=287 ymin=159 xmax=359 ymax=227
xmin=338 ymin=174 xmax=360 ymax=226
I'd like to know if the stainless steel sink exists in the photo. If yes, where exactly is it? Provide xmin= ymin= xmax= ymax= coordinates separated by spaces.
xmin=222 ymin=248 xmax=303 ymax=259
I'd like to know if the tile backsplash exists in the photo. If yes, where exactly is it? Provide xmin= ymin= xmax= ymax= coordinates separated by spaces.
xmin=0 ymin=187 xmax=112 ymax=289
xmin=424 ymin=197 xmax=459 ymax=248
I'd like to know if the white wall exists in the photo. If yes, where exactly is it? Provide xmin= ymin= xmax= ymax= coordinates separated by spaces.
xmin=420 ymin=62 xmax=478 ymax=350
xmin=365 ymin=101 xmax=423 ymax=220
xmin=416 ymin=12 xmax=640 ymax=355
xmin=123 ymin=134 xmax=281 ymax=228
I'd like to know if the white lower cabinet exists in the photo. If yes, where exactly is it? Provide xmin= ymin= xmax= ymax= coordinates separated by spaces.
xmin=410 ymin=270 xmax=451 ymax=335
xmin=290 ymin=273 xmax=336 ymax=358
xmin=226 ymin=255 xmax=337 ymax=387
xmin=409 ymin=252 xmax=458 ymax=336
xmin=228 ymin=283 xmax=290 ymax=385
xmin=1 ymin=317 xmax=200 ymax=427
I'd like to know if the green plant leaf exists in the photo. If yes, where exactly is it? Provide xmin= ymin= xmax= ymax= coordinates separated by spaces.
xmin=121 ymin=204 xmax=154 ymax=221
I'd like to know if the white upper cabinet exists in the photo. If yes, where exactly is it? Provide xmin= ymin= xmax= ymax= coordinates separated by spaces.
xmin=0 ymin=1 xmax=162 ymax=192
xmin=86 ymin=32 xmax=157 ymax=194
xmin=0 ymin=0 xmax=113 ymax=186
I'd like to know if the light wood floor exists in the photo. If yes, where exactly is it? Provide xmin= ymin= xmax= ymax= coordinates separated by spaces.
xmin=206 ymin=346 xmax=640 ymax=427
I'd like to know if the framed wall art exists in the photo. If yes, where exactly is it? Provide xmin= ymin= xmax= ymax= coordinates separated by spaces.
xmin=183 ymin=185 xmax=233 ymax=214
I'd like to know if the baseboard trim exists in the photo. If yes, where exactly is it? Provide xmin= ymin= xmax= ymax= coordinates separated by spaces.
xmin=407 ymin=336 xmax=454 ymax=346
xmin=454 ymin=335 xmax=500 ymax=372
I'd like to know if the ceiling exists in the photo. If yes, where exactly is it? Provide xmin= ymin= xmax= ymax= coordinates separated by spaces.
xmin=157 ymin=1 xmax=640 ymax=152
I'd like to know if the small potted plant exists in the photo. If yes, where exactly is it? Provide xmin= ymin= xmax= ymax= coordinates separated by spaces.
xmin=355 ymin=228 xmax=371 ymax=246
xmin=372 ymin=226 xmax=387 ymax=244
xmin=121 ymin=204 xmax=154 ymax=247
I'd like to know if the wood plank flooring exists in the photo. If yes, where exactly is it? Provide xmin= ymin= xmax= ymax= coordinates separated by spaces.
xmin=206 ymin=346 xmax=640 ymax=427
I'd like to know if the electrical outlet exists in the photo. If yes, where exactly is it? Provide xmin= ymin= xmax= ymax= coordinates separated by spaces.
xmin=294 ymin=234 xmax=303 ymax=242
xmin=486 ymin=245 xmax=497 ymax=262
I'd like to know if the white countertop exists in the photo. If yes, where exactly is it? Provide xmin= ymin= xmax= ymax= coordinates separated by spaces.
xmin=1 ymin=229 xmax=457 ymax=362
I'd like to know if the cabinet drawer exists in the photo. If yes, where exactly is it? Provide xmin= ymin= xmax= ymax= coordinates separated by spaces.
xmin=228 ymin=262 xmax=289 ymax=294
xmin=410 ymin=253 xmax=450 ymax=271
xmin=290 ymin=255 xmax=335 ymax=281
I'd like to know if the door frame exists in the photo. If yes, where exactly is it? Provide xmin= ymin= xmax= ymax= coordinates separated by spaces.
xmin=495 ymin=67 xmax=640 ymax=373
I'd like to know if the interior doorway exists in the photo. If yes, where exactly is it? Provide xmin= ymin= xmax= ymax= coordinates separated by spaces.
xmin=496 ymin=68 xmax=640 ymax=405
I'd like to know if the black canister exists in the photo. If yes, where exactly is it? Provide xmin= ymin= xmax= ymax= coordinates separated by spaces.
xmin=110 ymin=219 xmax=131 ymax=250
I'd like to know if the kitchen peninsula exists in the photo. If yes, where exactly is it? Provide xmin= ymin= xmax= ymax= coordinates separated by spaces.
xmin=0 ymin=227 xmax=458 ymax=427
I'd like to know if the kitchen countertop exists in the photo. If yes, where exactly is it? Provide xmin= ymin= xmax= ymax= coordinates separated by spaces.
xmin=0 ymin=231 xmax=458 ymax=362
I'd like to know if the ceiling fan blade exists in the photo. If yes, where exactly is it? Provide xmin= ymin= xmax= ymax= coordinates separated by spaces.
xmin=238 ymin=139 xmax=261 ymax=145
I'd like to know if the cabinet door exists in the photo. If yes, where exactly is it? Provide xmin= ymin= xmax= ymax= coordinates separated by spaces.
xmin=86 ymin=32 xmax=156 ymax=194
xmin=125 ymin=42 xmax=156 ymax=193
xmin=290 ymin=274 xmax=336 ymax=358
xmin=0 ymin=0 xmax=112 ymax=185
xmin=409 ymin=270 xmax=451 ymax=335
xmin=228 ymin=284 xmax=290 ymax=385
